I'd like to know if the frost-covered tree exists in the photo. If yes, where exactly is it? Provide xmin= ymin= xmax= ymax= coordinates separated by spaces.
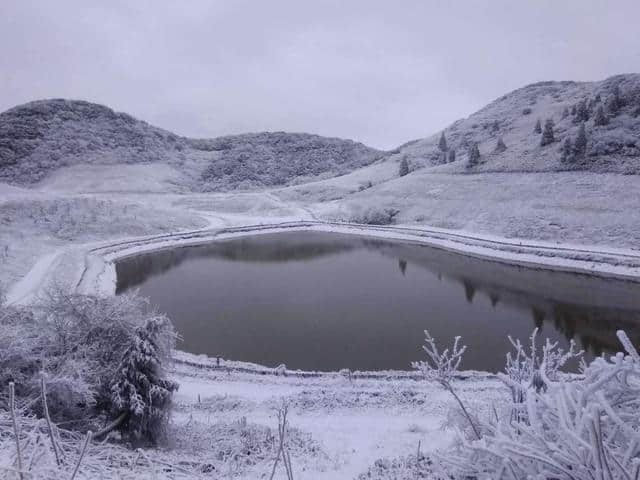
xmin=438 ymin=132 xmax=448 ymax=151
xmin=398 ymin=156 xmax=409 ymax=177
xmin=594 ymin=105 xmax=609 ymax=126
xmin=574 ymin=99 xmax=590 ymax=123
xmin=467 ymin=143 xmax=480 ymax=167
xmin=533 ymin=119 xmax=542 ymax=134
xmin=540 ymin=119 xmax=555 ymax=146
xmin=607 ymin=84 xmax=623 ymax=115
xmin=561 ymin=137 xmax=574 ymax=164
xmin=448 ymin=149 xmax=456 ymax=163
xmin=573 ymin=122 xmax=587 ymax=157
xmin=494 ymin=137 xmax=507 ymax=153
xmin=109 ymin=315 xmax=178 ymax=445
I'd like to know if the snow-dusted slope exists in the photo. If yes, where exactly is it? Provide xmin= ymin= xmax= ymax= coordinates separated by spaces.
xmin=0 ymin=99 xmax=383 ymax=190
xmin=392 ymin=73 xmax=640 ymax=174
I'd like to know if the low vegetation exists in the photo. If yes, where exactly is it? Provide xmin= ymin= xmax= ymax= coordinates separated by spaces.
xmin=198 ymin=132 xmax=383 ymax=190
xmin=405 ymin=329 xmax=640 ymax=479
xmin=1 ymin=289 xmax=177 ymax=446
xmin=349 ymin=206 xmax=400 ymax=225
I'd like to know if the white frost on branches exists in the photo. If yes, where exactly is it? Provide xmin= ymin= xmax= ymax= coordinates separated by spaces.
xmin=412 ymin=331 xmax=482 ymax=440
xmin=499 ymin=328 xmax=583 ymax=422
xmin=411 ymin=330 xmax=466 ymax=386
xmin=443 ymin=329 xmax=640 ymax=480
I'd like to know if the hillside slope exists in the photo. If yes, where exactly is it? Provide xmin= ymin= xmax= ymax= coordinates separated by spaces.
xmin=0 ymin=99 xmax=383 ymax=190
xmin=394 ymin=73 xmax=640 ymax=174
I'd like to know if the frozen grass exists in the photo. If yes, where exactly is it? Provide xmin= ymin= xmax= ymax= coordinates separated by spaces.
xmin=0 ymin=195 xmax=206 ymax=290
xmin=0 ymin=391 xmax=326 ymax=479
xmin=0 ymin=382 xmax=202 ymax=480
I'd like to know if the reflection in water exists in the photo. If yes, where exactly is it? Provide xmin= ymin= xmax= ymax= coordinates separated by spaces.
xmin=462 ymin=280 xmax=476 ymax=304
xmin=398 ymin=259 xmax=407 ymax=276
xmin=116 ymin=231 xmax=640 ymax=372
xmin=489 ymin=293 xmax=500 ymax=308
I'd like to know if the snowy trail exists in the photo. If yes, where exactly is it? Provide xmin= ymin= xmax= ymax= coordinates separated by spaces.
xmin=5 ymin=249 xmax=65 ymax=304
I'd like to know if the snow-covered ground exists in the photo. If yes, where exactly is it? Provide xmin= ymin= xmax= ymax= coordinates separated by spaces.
xmin=2 ymin=166 xmax=640 ymax=477
xmin=167 ymin=351 xmax=506 ymax=479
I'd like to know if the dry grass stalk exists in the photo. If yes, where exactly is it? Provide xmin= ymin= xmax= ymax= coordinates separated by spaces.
xmin=9 ymin=382 xmax=25 ymax=480
xmin=269 ymin=401 xmax=294 ymax=480
xmin=41 ymin=376 xmax=62 ymax=466
xmin=69 ymin=431 xmax=91 ymax=480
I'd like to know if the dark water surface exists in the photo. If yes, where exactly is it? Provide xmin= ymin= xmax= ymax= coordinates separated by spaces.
xmin=116 ymin=231 xmax=640 ymax=372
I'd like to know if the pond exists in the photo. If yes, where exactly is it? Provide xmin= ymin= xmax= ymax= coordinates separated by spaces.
xmin=116 ymin=231 xmax=640 ymax=372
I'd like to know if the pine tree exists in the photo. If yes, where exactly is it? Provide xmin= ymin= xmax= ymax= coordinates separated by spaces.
xmin=574 ymin=100 xmax=589 ymax=123
xmin=494 ymin=137 xmax=507 ymax=153
xmin=534 ymin=119 xmax=542 ymax=134
xmin=467 ymin=143 xmax=480 ymax=167
xmin=612 ymin=85 xmax=623 ymax=110
xmin=448 ymin=149 xmax=456 ymax=163
xmin=594 ymin=105 xmax=608 ymax=126
xmin=570 ymin=104 xmax=576 ymax=115
xmin=573 ymin=123 xmax=587 ymax=157
xmin=540 ymin=119 xmax=555 ymax=146
xmin=398 ymin=157 xmax=409 ymax=177
xmin=438 ymin=132 xmax=448 ymax=151
xmin=607 ymin=85 xmax=623 ymax=115
xmin=561 ymin=137 xmax=573 ymax=163
xmin=109 ymin=316 xmax=178 ymax=445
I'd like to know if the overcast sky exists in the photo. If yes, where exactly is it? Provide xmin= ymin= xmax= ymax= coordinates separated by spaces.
xmin=2 ymin=1 xmax=639 ymax=149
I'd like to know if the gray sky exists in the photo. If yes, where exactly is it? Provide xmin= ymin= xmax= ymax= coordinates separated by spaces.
xmin=2 ymin=1 xmax=639 ymax=149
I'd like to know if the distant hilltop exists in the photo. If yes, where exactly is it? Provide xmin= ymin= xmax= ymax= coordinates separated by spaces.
xmin=0 ymin=99 xmax=383 ymax=190
xmin=1 ymin=73 xmax=639 ymax=192
xmin=391 ymin=73 xmax=640 ymax=175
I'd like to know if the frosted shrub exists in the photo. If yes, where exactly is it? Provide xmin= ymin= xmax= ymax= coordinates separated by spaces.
xmin=499 ymin=327 xmax=582 ymax=422
xmin=412 ymin=330 xmax=482 ymax=440
xmin=1 ymin=288 xmax=178 ymax=445
xmin=443 ymin=330 xmax=640 ymax=480
xmin=0 ymin=304 xmax=42 ymax=397
xmin=349 ymin=207 xmax=400 ymax=225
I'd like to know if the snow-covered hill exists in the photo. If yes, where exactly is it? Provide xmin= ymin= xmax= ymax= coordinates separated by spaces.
xmin=0 ymin=99 xmax=383 ymax=190
xmin=1 ymin=74 xmax=638 ymax=195
xmin=393 ymin=73 xmax=640 ymax=174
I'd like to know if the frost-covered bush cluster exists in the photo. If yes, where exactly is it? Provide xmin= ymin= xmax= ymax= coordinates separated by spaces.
xmin=0 ymin=197 xmax=204 ymax=241
xmin=198 ymin=131 xmax=382 ymax=190
xmin=500 ymin=328 xmax=582 ymax=415
xmin=0 ymin=289 xmax=177 ymax=445
xmin=349 ymin=207 xmax=400 ymax=225
xmin=413 ymin=329 xmax=640 ymax=480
